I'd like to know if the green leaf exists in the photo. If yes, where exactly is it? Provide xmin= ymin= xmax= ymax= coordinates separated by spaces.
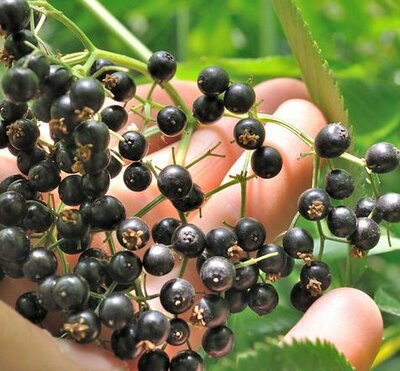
xmin=207 ymin=339 xmax=353 ymax=371
xmin=176 ymin=56 xmax=300 ymax=81
xmin=375 ymin=286 xmax=400 ymax=317
xmin=204 ymin=305 xmax=300 ymax=371
xmin=271 ymin=0 xmax=348 ymax=126
xmin=271 ymin=0 xmax=367 ymax=208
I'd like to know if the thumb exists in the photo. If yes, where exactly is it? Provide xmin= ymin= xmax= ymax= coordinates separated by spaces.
xmin=0 ymin=300 xmax=127 ymax=371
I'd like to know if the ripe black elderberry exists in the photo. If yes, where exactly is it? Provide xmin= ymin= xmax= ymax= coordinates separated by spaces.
xmin=191 ymin=294 xmax=229 ymax=328
xmin=89 ymin=195 xmax=126 ymax=230
xmin=192 ymin=95 xmax=224 ymax=124
xmin=160 ymin=278 xmax=195 ymax=314
xmin=157 ymin=106 xmax=187 ymax=136
xmin=324 ymin=168 xmax=354 ymax=200
xmin=300 ymin=261 xmax=331 ymax=296
xmin=167 ymin=318 xmax=190 ymax=346
xmin=349 ymin=217 xmax=381 ymax=251
xmin=123 ymin=162 xmax=152 ymax=192
xmin=314 ymin=123 xmax=351 ymax=158
xmin=283 ymin=227 xmax=314 ymax=259
xmin=111 ymin=324 xmax=140 ymax=360
xmin=136 ymin=310 xmax=170 ymax=345
xmin=63 ymin=309 xmax=101 ymax=344
xmin=170 ymin=350 xmax=204 ymax=371
xmin=143 ymin=243 xmax=175 ymax=276
xmin=7 ymin=119 xmax=40 ymax=150
xmin=251 ymin=145 xmax=282 ymax=179
xmin=247 ymin=283 xmax=279 ymax=315
xmin=327 ymin=206 xmax=357 ymax=237
xmin=15 ymin=292 xmax=47 ymax=324
xmin=118 ymin=130 xmax=148 ymax=161
xmin=69 ymin=77 xmax=105 ymax=113
xmin=290 ymin=281 xmax=320 ymax=312
xmin=4 ymin=29 xmax=38 ymax=59
xmin=0 ymin=190 xmax=27 ymax=226
xmin=108 ymin=250 xmax=142 ymax=285
xmin=22 ymin=248 xmax=57 ymax=282
xmin=205 ymin=226 xmax=239 ymax=258
xmin=234 ymin=118 xmax=265 ymax=150
xmin=171 ymin=183 xmax=205 ymax=212
xmin=52 ymin=273 xmax=90 ymax=310
xmin=200 ymin=256 xmax=235 ymax=292
xmin=197 ymin=66 xmax=230 ymax=96
xmin=100 ymin=105 xmax=128 ymax=132
xmin=365 ymin=142 xmax=399 ymax=173
xmin=157 ymin=164 xmax=193 ymax=200
xmin=234 ymin=217 xmax=266 ymax=251
xmin=104 ymin=72 xmax=136 ymax=102
xmin=152 ymin=217 xmax=181 ymax=245
xmin=138 ymin=349 xmax=170 ymax=371
xmin=0 ymin=0 xmax=30 ymax=33
xmin=99 ymin=293 xmax=134 ymax=329
xmin=147 ymin=51 xmax=177 ymax=83
xmin=298 ymin=188 xmax=331 ymax=221
xmin=375 ymin=193 xmax=400 ymax=223
xmin=0 ymin=226 xmax=30 ymax=262
xmin=116 ymin=217 xmax=150 ymax=250
xmin=224 ymin=82 xmax=256 ymax=114
xmin=256 ymin=244 xmax=287 ymax=277
xmin=172 ymin=223 xmax=206 ymax=257
xmin=202 ymin=326 xmax=234 ymax=358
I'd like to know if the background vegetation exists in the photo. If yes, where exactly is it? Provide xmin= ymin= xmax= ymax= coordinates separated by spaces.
xmin=3 ymin=0 xmax=400 ymax=368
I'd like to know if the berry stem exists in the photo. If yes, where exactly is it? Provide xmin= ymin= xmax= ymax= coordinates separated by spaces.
xmin=367 ymin=171 xmax=380 ymax=198
xmin=234 ymin=252 xmax=279 ymax=268
xmin=205 ymin=174 xmax=256 ymax=199
xmin=143 ymin=125 xmax=162 ymax=139
xmin=75 ymin=0 xmax=152 ymax=61
xmin=178 ymin=257 xmax=189 ymax=278
xmin=105 ymin=231 xmax=117 ymax=255
xmin=55 ymin=246 xmax=70 ymax=274
xmin=316 ymin=220 xmax=326 ymax=260
xmin=134 ymin=194 xmax=165 ymax=218
xmin=29 ymin=1 xmax=96 ymax=52
xmin=345 ymin=245 xmax=352 ymax=286
xmin=312 ymin=154 xmax=321 ymax=188
xmin=178 ymin=211 xmax=188 ymax=224
xmin=186 ymin=142 xmax=225 ymax=169
xmin=240 ymin=151 xmax=252 ymax=218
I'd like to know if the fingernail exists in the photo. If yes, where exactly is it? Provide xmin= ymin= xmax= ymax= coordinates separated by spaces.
xmin=57 ymin=339 xmax=128 ymax=371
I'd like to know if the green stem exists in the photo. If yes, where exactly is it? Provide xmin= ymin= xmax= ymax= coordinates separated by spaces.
xmin=75 ymin=0 xmax=152 ymax=61
xmin=235 ymin=252 xmax=279 ymax=268
xmin=106 ymin=231 xmax=116 ymax=255
xmin=186 ymin=141 xmax=224 ymax=169
xmin=316 ymin=221 xmax=326 ymax=260
xmin=29 ymin=1 xmax=96 ymax=51
xmin=55 ymin=246 xmax=70 ymax=273
xmin=143 ymin=125 xmax=161 ymax=139
xmin=240 ymin=151 xmax=252 ymax=218
xmin=312 ymin=154 xmax=321 ymax=188
xmin=258 ymin=113 xmax=314 ymax=146
xmin=205 ymin=174 xmax=256 ymax=199
xmin=178 ymin=257 xmax=189 ymax=278
xmin=134 ymin=194 xmax=165 ymax=218
xmin=175 ymin=117 xmax=197 ymax=165
xmin=345 ymin=244 xmax=351 ymax=286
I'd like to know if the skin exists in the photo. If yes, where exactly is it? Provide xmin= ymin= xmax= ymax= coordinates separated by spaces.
xmin=0 ymin=78 xmax=382 ymax=371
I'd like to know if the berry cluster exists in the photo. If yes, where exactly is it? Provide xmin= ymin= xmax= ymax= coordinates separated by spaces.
xmin=0 ymin=1 xmax=399 ymax=370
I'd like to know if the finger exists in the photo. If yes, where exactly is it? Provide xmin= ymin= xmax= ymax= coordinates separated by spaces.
xmin=283 ymin=288 xmax=383 ymax=371
xmin=0 ymin=300 xmax=128 ymax=371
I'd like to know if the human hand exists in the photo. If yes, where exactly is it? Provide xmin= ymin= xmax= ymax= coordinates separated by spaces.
xmin=0 ymin=78 xmax=383 ymax=370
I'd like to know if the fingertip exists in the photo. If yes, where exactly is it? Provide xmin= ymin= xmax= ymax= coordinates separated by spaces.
xmin=284 ymin=288 xmax=383 ymax=371
xmin=255 ymin=78 xmax=310 ymax=114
